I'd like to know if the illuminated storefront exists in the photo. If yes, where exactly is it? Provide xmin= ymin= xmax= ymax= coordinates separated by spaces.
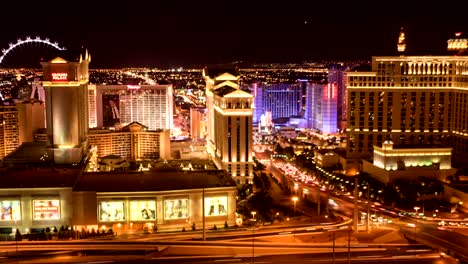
xmin=0 ymin=160 xmax=237 ymax=233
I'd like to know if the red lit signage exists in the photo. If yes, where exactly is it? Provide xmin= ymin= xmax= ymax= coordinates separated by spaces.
xmin=51 ymin=72 xmax=68 ymax=81
xmin=127 ymin=85 xmax=141 ymax=90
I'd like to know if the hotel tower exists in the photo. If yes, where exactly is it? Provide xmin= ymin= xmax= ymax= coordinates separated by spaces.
xmin=203 ymin=68 xmax=254 ymax=184
xmin=41 ymin=50 xmax=90 ymax=164
xmin=346 ymin=32 xmax=468 ymax=167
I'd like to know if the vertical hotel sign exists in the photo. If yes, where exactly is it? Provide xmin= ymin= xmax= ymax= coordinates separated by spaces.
xmin=51 ymin=72 xmax=68 ymax=81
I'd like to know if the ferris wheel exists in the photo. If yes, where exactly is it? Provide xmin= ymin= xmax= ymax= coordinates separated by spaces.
xmin=0 ymin=36 xmax=66 ymax=67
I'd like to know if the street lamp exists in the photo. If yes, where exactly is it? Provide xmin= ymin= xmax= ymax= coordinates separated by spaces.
xmin=414 ymin=206 xmax=420 ymax=215
xmin=292 ymin=196 xmax=298 ymax=218
xmin=250 ymin=211 xmax=257 ymax=264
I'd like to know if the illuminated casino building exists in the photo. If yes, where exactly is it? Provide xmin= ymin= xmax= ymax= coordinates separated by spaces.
xmin=87 ymin=122 xmax=170 ymax=160
xmin=361 ymin=140 xmax=456 ymax=183
xmin=41 ymin=51 xmax=90 ymax=164
xmin=304 ymin=82 xmax=338 ymax=134
xmin=88 ymin=84 xmax=173 ymax=131
xmin=203 ymin=67 xmax=254 ymax=184
xmin=0 ymin=51 xmax=237 ymax=234
xmin=252 ymin=82 xmax=303 ymax=124
xmin=0 ymin=156 xmax=237 ymax=233
xmin=346 ymin=33 xmax=468 ymax=167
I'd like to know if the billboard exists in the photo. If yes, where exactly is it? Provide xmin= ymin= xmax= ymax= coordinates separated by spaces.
xmin=99 ymin=201 xmax=125 ymax=222
xmin=129 ymin=200 xmax=156 ymax=221
xmin=164 ymin=198 xmax=188 ymax=220
xmin=33 ymin=200 xmax=60 ymax=220
xmin=102 ymin=94 xmax=120 ymax=127
xmin=0 ymin=200 xmax=21 ymax=221
xmin=205 ymin=196 xmax=228 ymax=216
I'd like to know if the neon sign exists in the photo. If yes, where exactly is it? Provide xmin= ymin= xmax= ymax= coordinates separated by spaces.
xmin=127 ymin=85 xmax=141 ymax=90
xmin=51 ymin=72 xmax=67 ymax=81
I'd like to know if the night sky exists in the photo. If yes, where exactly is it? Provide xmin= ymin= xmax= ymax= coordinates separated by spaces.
xmin=1 ymin=0 xmax=467 ymax=68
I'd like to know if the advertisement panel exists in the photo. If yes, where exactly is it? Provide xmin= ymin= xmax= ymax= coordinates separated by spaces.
xmin=205 ymin=196 xmax=228 ymax=216
xmin=0 ymin=200 xmax=21 ymax=221
xmin=129 ymin=200 xmax=156 ymax=221
xmin=99 ymin=201 xmax=125 ymax=222
xmin=102 ymin=94 xmax=120 ymax=127
xmin=164 ymin=199 xmax=188 ymax=220
xmin=33 ymin=200 xmax=60 ymax=220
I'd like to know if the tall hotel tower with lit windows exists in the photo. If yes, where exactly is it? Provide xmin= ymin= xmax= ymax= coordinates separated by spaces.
xmin=0 ymin=106 xmax=19 ymax=159
xmin=346 ymin=32 xmax=468 ymax=166
xmin=87 ymin=84 xmax=173 ymax=131
xmin=41 ymin=50 xmax=90 ymax=164
xmin=203 ymin=68 xmax=254 ymax=184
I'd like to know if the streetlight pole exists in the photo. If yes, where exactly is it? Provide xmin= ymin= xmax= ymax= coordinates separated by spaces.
xmin=347 ymin=227 xmax=351 ymax=264
xmin=250 ymin=211 xmax=257 ymax=264
xmin=332 ymin=231 xmax=336 ymax=264
xmin=353 ymin=175 xmax=359 ymax=232
xmin=202 ymin=188 xmax=206 ymax=241
xmin=292 ymin=196 xmax=298 ymax=218
xmin=14 ymin=218 xmax=18 ymax=264
xmin=366 ymin=184 xmax=370 ymax=233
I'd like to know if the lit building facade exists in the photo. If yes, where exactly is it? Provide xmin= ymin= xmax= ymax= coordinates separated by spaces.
xmin=16 ymin=101 xmax=46 ymax=144
xmin=203 ymin=68 xmax=254 ymax=184
xmin=304 ymin=82 xmax=338 ymax=134
xmin=0 ymin=106 xmax=19 ymax=159
xmin=346 ymin=55 xmax=468 ymax=163
xmin=87 ymin=122 xmax=170 ymax=160
xmin=190 ymin=107 xmax=207 ymax=140
xmin=0 ymin=98 xmax=46 ymax=160
xmin=252 ymin=82 xmax=303 ymax=123
xmin=328 ymin=64 xmax=348 ymax=131
xmin=41 ymin=52 xmax=90 ymax=164
xmin=88 ymin=84 xmax=173 ymax=131
xmin=0 ymin=167 xmax=237 ymax=234
xmin=362 ymin=140 xmax=456 ymax=184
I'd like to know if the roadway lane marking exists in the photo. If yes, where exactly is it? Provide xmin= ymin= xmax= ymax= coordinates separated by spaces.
xmin=277 ymin=232 xmax=291 ymax=235
xmin=357 ymin=255 xmax=385 ymax=258
xmin=214 ymin=259 xmax=241 ymax=262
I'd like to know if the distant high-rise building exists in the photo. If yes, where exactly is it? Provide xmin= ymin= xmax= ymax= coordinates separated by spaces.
xmin=88 ymin=84 xmax=173 ymax=131
xmin=328 ymin=64 xmax=349 ymax=131
xmin=346 ymin=49 xmax=468 ymax=164
xmin=252 ymin=82 xmax=302 ymax=124
xmin=0 ymin=99 xmax=46 ymax=160
xmin=0 ymin=106 xmax=19 ymax=159
xmin=41 ymin=51 xmax=90 ymax=164
xmin=300 ymin=64 xmax=348 ymax=134
xmin=190 ymin=107 xmax=207 ymax=140
xmin=16 ymin=100 xmax=46 ymax=143
xmin=203 ymin=67 xmax=254 ymax=184
xmin=304 ymin=82 xmax=338 ymax=134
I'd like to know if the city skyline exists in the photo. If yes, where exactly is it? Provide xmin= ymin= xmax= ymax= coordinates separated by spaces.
xmin=1 ymin=0 xmax=467 ymax=68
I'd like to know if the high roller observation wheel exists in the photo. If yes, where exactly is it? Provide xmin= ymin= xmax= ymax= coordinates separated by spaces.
xmin=0 ymin=36 xmax=66 ymax=66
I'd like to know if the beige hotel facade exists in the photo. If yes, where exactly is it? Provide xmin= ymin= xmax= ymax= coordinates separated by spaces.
xmin=346 ymin=55 xmax=468 ymax=167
